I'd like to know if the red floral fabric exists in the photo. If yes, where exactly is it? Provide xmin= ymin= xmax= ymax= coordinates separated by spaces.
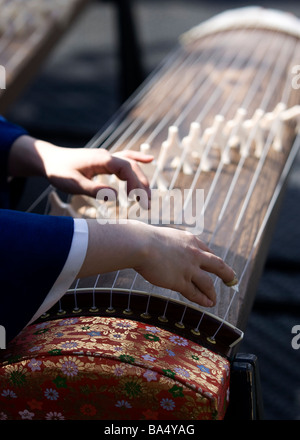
xmin=0 ymin=316 xmax=230 ymax=420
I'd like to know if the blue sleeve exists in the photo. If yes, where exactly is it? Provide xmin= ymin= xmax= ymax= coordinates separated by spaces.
xmin=0 ymin=116 xmax=28 ymax=175
xmin=0 ymin=209 xmax=74 ymax=343
xmin=0 ymin=116 xmax=28 ymax=150
xmin=0 ymin=116 xmax=28 ymax=208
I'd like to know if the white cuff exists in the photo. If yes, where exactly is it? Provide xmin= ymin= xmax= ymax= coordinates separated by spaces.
xmin=28 ymin=218 xmax=89 ymax=324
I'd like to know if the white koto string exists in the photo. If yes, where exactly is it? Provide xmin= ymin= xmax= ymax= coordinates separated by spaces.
xmin=210 ymin=38 xmax=300 ymax=341
xmin=124 ymin=272 xmax=138 ymax=313
xmin=105 ymin=28 xmax=285 ymax=320
xmin=72 ymin=41 xmax=216 ymax=306
xmin=166 ymin=32 xmax=265 ymax=191
xmin=109 ymin=32 xmax=236 ymax=154
xmin=148 ymin=40 xmax=285 ymax=327
xmin=102 ymin=30 xmax=252 ymax=305
xmin=144 ymin=31 xmax=243 ymax=147
xmin=208 ymin=33 xmax=294 ymax=244
xmin=235 ymin=131 xmax=300 ymax=284
xmin=88 ymin=45 xmax=199 ymax=154
xmin=171 ymin=28 xmax=276 ymax=196
xmin=211 ymin=131 xmax=300 ymax=340
xmin=98 ymin=28 xmax=255 ymax=156
xmin=185 ymin=33 xmax=286 ymax=335
xmin=86 ymin=47 xmax=184 ymax=150
xmin=123 ymin=28 xmax=261 ymax=314
xmin=143 ymin=29 xmax=258 ymax=150
xmin=85 ymin=33 xmax=236 ymax=303
xmin=90 ymin=274 xmax=101 ymax=311
xmin=156 ymin=30 xmax=276 ymax=332
xmin=219 ymin=37 xmax=298 ymax=264
xmin=107 ymin=270 xmax=120 ymax=312
xmin=182 ymin=32 xmax=284 ymax=211
xmin=72 ymin=278 xmax=80 ymax=312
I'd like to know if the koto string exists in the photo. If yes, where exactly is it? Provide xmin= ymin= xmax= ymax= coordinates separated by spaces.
xmin=113 ymin=32 xmax=238 ymax=153
xmin=102 ymin=29 xmax=255 ymax=300
xmin=237 ymin=131 xmax=300 ymax=283
xmin=167 ymin=31 xmax=268 ymax=191
xmin=120 ymin=28 xmax=261 ymax=314
xmin=210 ymin=38 xmax=300 ymax=340
xmin=161 ymin=30 xmax=277 ymax=331
xmin=144 ymin=31 xmax=242 ymax=147
xmin=101 ymin=28 xmax=290 ymax=321
xmin=145 ymin=29 xmax=258 ymax=149
xmin=102 ymin=29 xmax=254 ymax=155
xmin=90 ymin=274 xmax=101 ymax=311
xmin=124 ymin=271 xmax=138 ymax=313
xmin=211 ymin=130 xmax=300 ymax=340
xmin=72 ymin=278 xmax=80 ymax=312
xmin=93 ymin=33 xmax=237 ymax=298
xmin=86 ymin=47 xmax=184 ymax=151
xmin=208 ymin=33 xmax=293 ymax=244
xmin=176 ymin=33 xmax=297 ymax=336
xmin=93 ymin=46 xmax=202 ymax=154
xmin=175 ymin=30 xmax=277 ymax=204
xmin=220 ymin=37 xmax=298 ymax=262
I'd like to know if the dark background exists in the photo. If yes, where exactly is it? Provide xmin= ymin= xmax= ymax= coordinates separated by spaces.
xmin=4 ymin=0 xmax=300 ymax=420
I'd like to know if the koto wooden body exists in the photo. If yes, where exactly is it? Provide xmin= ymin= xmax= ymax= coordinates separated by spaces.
xmin=42 ymin=8 xmax=300 ymax=357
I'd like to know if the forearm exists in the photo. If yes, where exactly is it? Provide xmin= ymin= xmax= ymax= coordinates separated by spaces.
xmin=78 ymin=220 xmax=148 ymax=278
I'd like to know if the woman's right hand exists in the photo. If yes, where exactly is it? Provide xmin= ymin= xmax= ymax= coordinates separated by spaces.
xmin=133 ymin=223 xmax=236 ymax=308
xmin=79 ymin=220 xmax=237 ymax=309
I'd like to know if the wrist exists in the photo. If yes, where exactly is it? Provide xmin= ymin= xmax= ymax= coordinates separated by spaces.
xmin=8 ymin=135 xmax=48 ymax=177
xmin=78 ymin=219 xmax=151 ymax=278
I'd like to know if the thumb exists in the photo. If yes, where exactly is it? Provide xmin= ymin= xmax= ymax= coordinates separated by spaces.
xmin=69 ymin=172 xmax=116 ymax=198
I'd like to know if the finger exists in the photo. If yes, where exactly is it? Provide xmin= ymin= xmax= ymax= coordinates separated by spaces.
xmin=109 ymin=156 xmax=152 ymax=207
xmin=198 ymin=251 xmax=237 ymax=286
xmin=126 ymin=161 xmax=150 ymax=191
xmin=67 ymin=172 xmax=116 ymax=198
xmin=112 ymin=152 xmax=153 ymax=190
xmin=107 ymin=155 xmax=149 ymax=188
xmin=183 ymin=276 xmax=216 ymax=308
xmin=193 ymin=235 xmax=215 ymax=254
xmin=115 ymin=150 xmax=154 ymax=163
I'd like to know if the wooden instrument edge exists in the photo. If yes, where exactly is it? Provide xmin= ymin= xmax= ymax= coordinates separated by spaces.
xmin=37 ymin=287 xmax=244 ymax=360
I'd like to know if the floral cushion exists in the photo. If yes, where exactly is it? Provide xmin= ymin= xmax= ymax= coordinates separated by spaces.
xmin=0 ymin=316 xmax=230 ymax=420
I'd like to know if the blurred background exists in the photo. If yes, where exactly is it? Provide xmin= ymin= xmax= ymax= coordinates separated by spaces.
xmin=2 ymin=0 xmax=300 ymax=420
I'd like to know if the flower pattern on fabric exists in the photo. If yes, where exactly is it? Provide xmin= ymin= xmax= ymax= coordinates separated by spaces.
xmin=0 ymin=316 xmax=230 ymax=420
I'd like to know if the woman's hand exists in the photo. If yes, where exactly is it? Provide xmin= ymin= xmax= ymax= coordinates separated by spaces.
xmin=133 ymin=223 xmax=236 ymax=307
xmin=79 ymin=220 xmax=237 ymax=309
xmin=9 ymin=135 xmax=153 ymax=198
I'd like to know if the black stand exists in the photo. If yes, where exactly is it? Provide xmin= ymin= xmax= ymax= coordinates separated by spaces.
xmin=101 ymin=0 xmax=145 ymax=102
xmin=225 ymin=353 xmax=264 ymax=420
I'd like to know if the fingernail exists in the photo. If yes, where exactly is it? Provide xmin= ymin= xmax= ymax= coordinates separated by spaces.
xmin=225 ymin=272 xmax=238 ymax=287
xmin=206 ymin=299 xmax=214 ymax=307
